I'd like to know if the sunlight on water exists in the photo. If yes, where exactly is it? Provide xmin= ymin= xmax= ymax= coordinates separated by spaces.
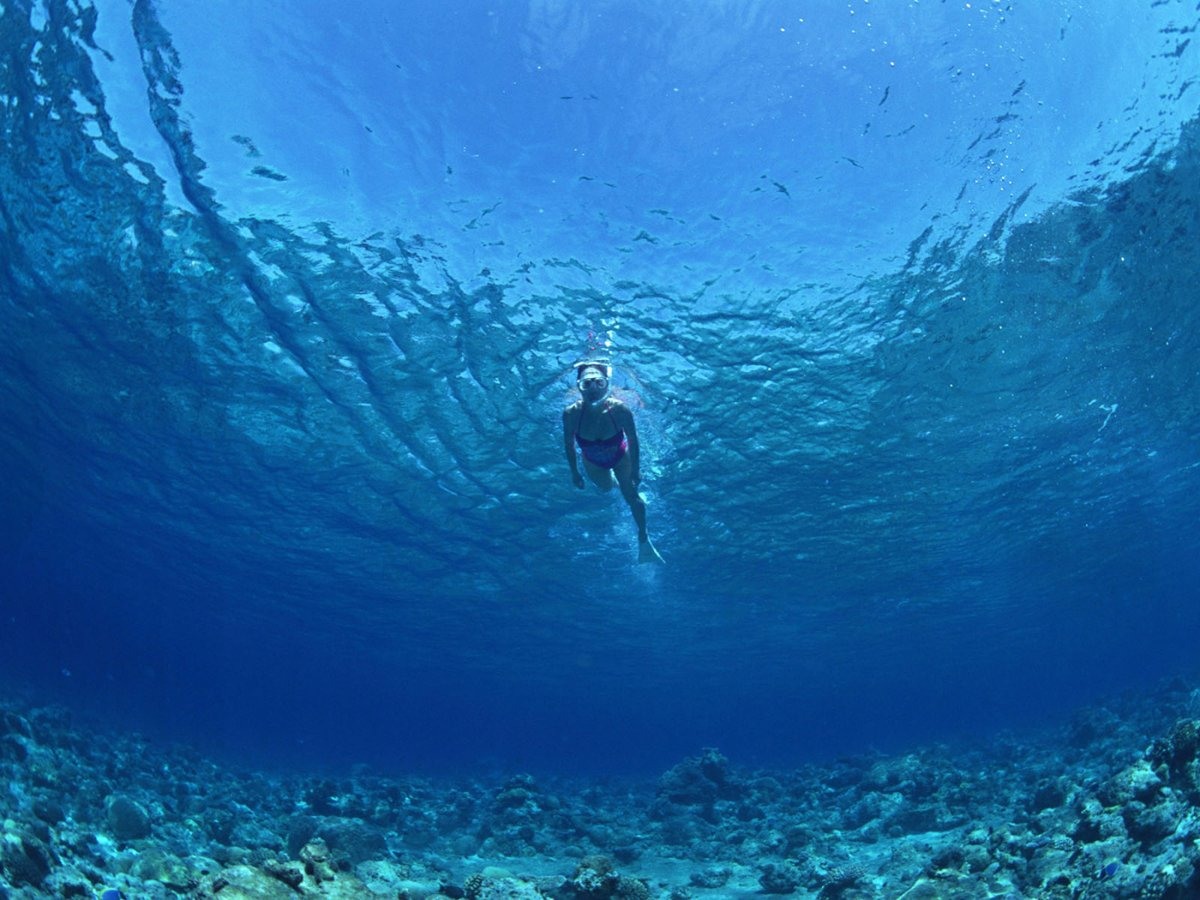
xmin=0 ymin=0 xmax=1198 ymax=769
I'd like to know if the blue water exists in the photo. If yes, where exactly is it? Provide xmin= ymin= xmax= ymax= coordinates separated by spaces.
xmin=1 ymin=0 xmax=1198 ymax=775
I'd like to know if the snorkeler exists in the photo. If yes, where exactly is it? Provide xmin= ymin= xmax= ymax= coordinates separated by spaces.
xmin=563 ymin=361 xmax=664 ymax=564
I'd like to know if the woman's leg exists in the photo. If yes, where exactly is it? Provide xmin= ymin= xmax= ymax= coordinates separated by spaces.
xmin=612 ymin=455 xmax=648 ymax=541
xmin=582 ymin=458 xmax=615 ymax=490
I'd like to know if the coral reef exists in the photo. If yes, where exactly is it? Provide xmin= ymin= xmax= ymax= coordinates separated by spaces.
xmin=3 ymin=680 xmax=1200 ymax=897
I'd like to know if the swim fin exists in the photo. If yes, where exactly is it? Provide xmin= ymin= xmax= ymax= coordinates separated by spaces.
xmin=638 ymin=537 xmax=665 ymax=564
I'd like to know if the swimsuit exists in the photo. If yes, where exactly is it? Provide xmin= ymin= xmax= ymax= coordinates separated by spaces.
xmin=575 ymin=407 xmax=628 ymax=469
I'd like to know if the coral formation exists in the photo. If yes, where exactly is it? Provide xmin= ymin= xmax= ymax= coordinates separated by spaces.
xmin=3 ymin=681 xmax=1200 ymax=897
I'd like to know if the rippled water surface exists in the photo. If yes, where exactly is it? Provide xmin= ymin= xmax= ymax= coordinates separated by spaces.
xmin=1 ymin=0 xmax=1199 ymax=771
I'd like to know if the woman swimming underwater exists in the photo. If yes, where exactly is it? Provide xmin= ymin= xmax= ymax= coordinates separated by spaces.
xmin=562 ymin=361 xmax=664 ymax=564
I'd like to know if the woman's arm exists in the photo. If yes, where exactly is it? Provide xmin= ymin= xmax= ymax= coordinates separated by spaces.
xmin=616 ymin=403 xmax=640 ymax=483
xmin=562 ymin=405 xmax=583 ymax=485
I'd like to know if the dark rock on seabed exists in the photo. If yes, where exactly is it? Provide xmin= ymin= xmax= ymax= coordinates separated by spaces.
xmin=2 ymin=679 xmax=1200 ymax=898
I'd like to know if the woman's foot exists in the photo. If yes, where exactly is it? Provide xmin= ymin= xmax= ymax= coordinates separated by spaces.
xmin=638 ymin=537 xmax=665 ymax=564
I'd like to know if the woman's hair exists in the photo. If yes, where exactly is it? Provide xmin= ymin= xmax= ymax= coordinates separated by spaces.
xmin=575 ymin=360 xmax=612 ymax=381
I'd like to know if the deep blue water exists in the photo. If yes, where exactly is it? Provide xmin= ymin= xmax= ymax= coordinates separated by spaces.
xmin=1 ymin=0 xmax=1199 ymax=775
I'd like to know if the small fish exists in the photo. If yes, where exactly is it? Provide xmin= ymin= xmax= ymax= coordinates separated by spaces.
xmin=100 ymin=890 xmax=123 ymax=900
xmin=1099 ymin=862 xmax=1119 ymax=881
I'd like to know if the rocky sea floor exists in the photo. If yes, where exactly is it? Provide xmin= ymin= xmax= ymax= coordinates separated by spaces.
xmin=4 ymin=680 xmax=1200 ymax=899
